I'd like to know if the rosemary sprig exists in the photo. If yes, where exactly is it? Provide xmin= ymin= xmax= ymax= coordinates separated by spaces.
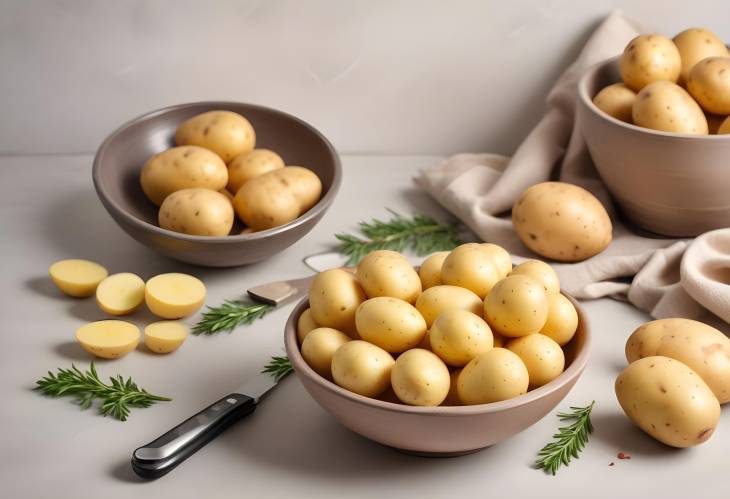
xmin=335 ymin=209 xmax=463 ymax=265
xmin=262 ymin=356 xmax=293 ymax=382
xmin=193 ymin=300 xmax=273 ymax=335
xmin=534 ymin=401 xmax=595 ymax=475
xmin=35 ymin=362 xmax=171 ymax=422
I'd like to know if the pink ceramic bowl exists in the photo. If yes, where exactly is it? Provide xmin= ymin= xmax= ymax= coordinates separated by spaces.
xmin=284 ymin=293 xmax=591 ymax=456
xmin=577 ymin=56 xmax=730 ymax=237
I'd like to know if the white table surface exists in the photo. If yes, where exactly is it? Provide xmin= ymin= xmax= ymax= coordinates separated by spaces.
xmin=1 ymin=154 xmax=727 ymax=499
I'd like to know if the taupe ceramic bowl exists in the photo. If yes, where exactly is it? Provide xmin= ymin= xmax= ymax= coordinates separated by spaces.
xmin=577 ymin=56 xmax=730 ymax=237
xmin=93 ymin=102 xmax=341 ymax=267
xmin=284 ymin=293 xmax=591 ymax=456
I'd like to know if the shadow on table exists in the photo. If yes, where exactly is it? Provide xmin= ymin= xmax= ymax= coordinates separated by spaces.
xmin=591 ymin=411 xmax=687 ymax=459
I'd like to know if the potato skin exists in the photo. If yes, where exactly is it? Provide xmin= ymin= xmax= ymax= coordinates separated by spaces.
xmin=633 ymin=81 xmax=709 ymax=134
xmin=159 ymin=188 xmax=234 ymax=236
xmin=719 ymin=116 xmax=730 ymax=135
xmin=441 ymin=243 xmax=509 ymax=298
xmin=484 ymin=275 xmax=548 ymax=338
xmin=615 ymin=356 xmax=720 ymax=448
xmin=687 ymin=57 xmax=730 ymax=115
xmin=429 ymin=309 xmax=493 ymax=366
xmin=442 ymin=368 xmax=463 ymax=406
xmin=506 ymin=333 xmax=564 ymax=388
xmin=592 ymin=83 xmax=636 ymax=123
xmin=301 ymin=327 xmax=351 ymax=379
xmin=673 ymin=28 xmax=729 ymax=84
xmin=309 ymin=269 xmax=366 ymax=333
xmin=391 ymin=349 xmax=450 ymax=406
xmin=457 ymin=348 xmax=529 ymax=405
xmin=512 ymin=182 xmax=612 ymax=262
xmin=539 ymin=293 xmax=578 ymax=346
xmin=297 ymin=308 xmax=319 ymax=344
xmin=356 ymin=250 xmax=421 ymax=303
xmin=175 ymin=110 xmax=255 ymax=163
xmin=418 ymin=251 xmax=449 ymax=289
xmin=272 ymin=166 xmax=322 ymax=213
xmin=331 ymin=340 xmax=394 ymax=398
xmin=227 ymin=149 xmax=284 ymax=194
xmin=49 ymin=259 xmax=108 ymax=298
xmin=508 ymin=259 xmax=560 ymax=295
xmin=620 ymin=34 xmax=681 ymax=91
xmin=355 ymin=297 xmax=427 ymax=353
xmin=415 ymin=285 xmax=483 ymax=327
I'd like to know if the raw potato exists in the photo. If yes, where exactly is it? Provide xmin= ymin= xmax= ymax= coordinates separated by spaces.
xmin=271 ymin=167 xmax=322 ymax=213
xmin=145 ymin=273 xmax=206 ymax=319
xmin=219 ymin=188 xmax=234 ymax=205
xmin=356 ymin=250 xmax=421 ymax=303
xmin=719 ymin=115 xmax=730 ymax=134
xmin=140 ymin=146 xmax=228 ymax=206
xmin=687 ymin=57 xmax=730 ymax=115
xmin=507 ymin=333 xmax=565 ymax=388
xmin=415 ymin=285 xmax=483 ymax=327
xmin=540 ymin=293 xmax=578 ymax=346
xmin=429 ymin=309 xmax=493 ymax=367
xmin=331 ymin=340 xmax=395 ymax=398
xmin=619 ymin=34 xmax=681 ymax=91
xmin=301 ymin=327 xmax=351 ymax=379
xmin=95 ymin=272 xmax=145 ymax=315
xmin=175 ymin=110 xmax=256 ymax=163
xmin=355 ymin=297 xmax=426 ymax=353
xmin=512 ymin=182 xmax=612 ymax=262
xmin=615 ymin=356 xmax=720 ymax=448
xmin=441 ymin=243 xmax=509 ymax=298
xmin=625 ymin=318 xmax=730 ymax=403
xmin=484 ymin=275 xmax=548 ymax=338
xmin=75 ymin=320 xmax=140 ymax=359
xmin=480 ymin=243 xmax=513 ymax=277
xmin=159 ymin=188 xmax=234 ymax=237
xmin=442 ymin=369 xmax=462 ymax=406
xmin=391 ymin=349 xmax=450 ymax=406
xmin=49 ymin=259 xmax=108 ymax=297
xmin=297 ymin=308 xmax=319 ymax=343
xmin=458 ymin=348 xmax=529 ymax=405
xmin=418 ymin=251 xmax=449 ymax=289
xmin=227 ymin=149 xmax=284 ymax=194
xmin=309 ymin=269 xmax=366 ymax=332
xmin=508 ymin=259 xmax=560 ymax=294
xmin=673 ymin=28 xmax=729 ymax=84
xmin=633 ymin=81 xmax=709 ymax=134
xmin=592 ymin=83 xmax=637 ymax=123
xmin=144 ymin=321 xmax=188 ymax=354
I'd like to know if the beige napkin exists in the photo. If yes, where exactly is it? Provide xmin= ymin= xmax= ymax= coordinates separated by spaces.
xmin=415 ymin=11 xmax=730 ymax=328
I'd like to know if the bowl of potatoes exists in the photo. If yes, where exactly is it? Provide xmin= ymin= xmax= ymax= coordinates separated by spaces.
xmin=93 ymin=101 xmax=341 ymax=266
xmin=577 ymin=28 xmax=730 ymax=237
xmin=284 ymin=245 xmax=591 ymax=455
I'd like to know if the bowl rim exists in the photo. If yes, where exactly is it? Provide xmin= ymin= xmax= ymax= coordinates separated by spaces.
xmin=284 ymin=291 xmax=592 ymax=416
xmin=578 ymin=55 xmax=730 ymax=142
xmin=92 ymin=100 xmax=342 ymax=244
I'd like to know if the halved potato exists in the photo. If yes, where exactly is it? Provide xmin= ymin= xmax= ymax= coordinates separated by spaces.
xmin=96 ymin=272 xmax=145 ymax=315
xmin=49 ymin=259 xmax=108 ymax=297
xmin=145 ymin=273 xmax=206 ymax=319
xmin=144 ymin=321 xmax=188 ymax=354
xmin=75 ymin=320 xmax=140 ymax=359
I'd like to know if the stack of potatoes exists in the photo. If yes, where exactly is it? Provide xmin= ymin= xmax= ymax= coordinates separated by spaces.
xmin=593 ymin=27 xmax=730 ymax=134
xmin=297 ymin=244 xmax=581 ymax=407
xmin=140 ymin=110 xmax=322 ymax=236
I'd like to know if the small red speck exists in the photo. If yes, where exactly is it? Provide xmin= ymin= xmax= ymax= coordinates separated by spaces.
xmin=608 ymin=462 xmax=615 ymax=467
xmin=617 ymin=452 xmax=631 ymax=460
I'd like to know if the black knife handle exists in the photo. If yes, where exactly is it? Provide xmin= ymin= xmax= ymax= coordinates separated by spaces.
xmin=131 ymin=393 xmax=256 ymax=479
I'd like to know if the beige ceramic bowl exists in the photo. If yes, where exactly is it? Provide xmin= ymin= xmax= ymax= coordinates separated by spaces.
xmin=284 ymin=293 xmax=591 ymax=456
xmin=577 ymin=56 xmax=730 ymax=237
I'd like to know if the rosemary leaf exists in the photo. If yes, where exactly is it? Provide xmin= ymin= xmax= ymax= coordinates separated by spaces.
xmin=262 ymin=356 xmax=294 ymax=382
xmin=193 ymin=300 xmax=273 ymax=335
xmin=534 ymin=401 xmax=595 ymax=475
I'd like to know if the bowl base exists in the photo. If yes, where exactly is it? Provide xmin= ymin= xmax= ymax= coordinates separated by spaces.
xmin=390 ymin=445 xmax=489 ymax=458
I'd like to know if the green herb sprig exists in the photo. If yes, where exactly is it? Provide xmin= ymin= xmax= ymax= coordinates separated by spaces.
xmin=35 ymin=362 xmax=171 ymax=422
xmin=534 ymin=401 xmax=595 ymax=475
xmin=262 ymin=356 xmax=293 ymax=382
xmin=193 ymin=300 xmax=273 ymax=335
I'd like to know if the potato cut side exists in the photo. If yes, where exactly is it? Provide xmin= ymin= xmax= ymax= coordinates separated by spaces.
xmin=145 ymin=273 xmax=206 ymax=319
xmin=144 ymin=321 xmax=188 ymax=354
xmin=96 ymin=272 xmax=146 ymax=315
xmin=49 ymin=259 xmax=108 ymax=297
xmin=75 ymin=320 xmax=140 ymax=359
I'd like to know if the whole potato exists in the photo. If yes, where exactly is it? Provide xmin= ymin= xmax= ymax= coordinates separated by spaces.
xmin=506 ymin=333 xmax=564 ymax=388
xmin=140 ymin=146 xmax=228 ymax=205
xmin=232 ymin=172 xmax=300 ymax=231
xmin=620 ymin=34 xmax=681 ymax=91
xmin=297 ymin=308 xmax=318 ymax=343
xmin=309 ymin=269 xmax=366 ymax=332
xmin=227 ymin=149 xmax=284 ymax=194
xmin=356 ymin=250 xmax=422 ymax=303
xmin=625 ymin=318 xmax=730 ymax=403
xmin=719 ymin=116 xmax=730 ymax=134
xmin=633 ymin=81 xmax=709 ymax=134
xmin=419 ymin=251 xmax=449 ymax=289
xmin=673 ymin=28 xmax=729 ymax=84
xmin=539 ymin=293 xmax=578 ymax=346
xmin=271 ymin=167 xmax=323 ymax=213
xmin=479 ymin=243 xmax=512 ymax=276
xmin=355 ymin=297 xmax=427 ymax=353
xmin=457 ymin=348 xmax=529 ymax=405
xmin=441 ymin=243 xmax=510 ymax=298
xmin=415 ymin=285 xmax=483 ymax=327
xmin=331 ymin=340 xmax=394 ymax=398
xmin=484 ymin=275 xmax=548 ymax=338
xmin=592 ymin=83 xmax=637 ymax=123
xmin=159 ymin=188 xmax=234 ymax=236
xmin=615 ymin=356 xmax=720 ymax=448
xmin=175 ymin=110 xmax=255 ymax=163
xmin=429 ymin=309 xmax=493 ymax=366
xmin=301 ymin=327 xmax=351 ymax=379
xmin=687 ymin=57 xmax=730 ymax=115
xmin=391 ymin=349 xmax=451 ymax=406
xmin=508 ymin=259 xmax=560 ymax=294
xmin=512 ymin=182 xmax=612 ymax=262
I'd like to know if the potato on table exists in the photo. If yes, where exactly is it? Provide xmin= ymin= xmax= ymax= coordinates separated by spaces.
xmin=96 ymin=272 xmax=145 ymax=315
xmin=144 ymin=321 xmax=188 ymax=354
xmin=301 ymin=327 xmax=351 ymax=379
xmin=159 ymin=188 xmax=235 ymax=237
xmin=391 ymin=349 xmax=450 ymax=406
xmin=175 ymin=110 xmax=256 ymax=163
xmin=49 ymin=259 xmax=108 ymax=298
xmin=75 ymin=320 xmax=140 ymax=359
xmin=227 ymin=149 xmax=284 ymax=194
xmin=356 ymin=250 xmax=421 ymax=303
xmin=145 ymin=273 xmax=206 ymax=319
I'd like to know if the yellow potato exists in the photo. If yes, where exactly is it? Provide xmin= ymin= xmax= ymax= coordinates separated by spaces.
xmin=271 ymin=167 xmax=322 ymax=213
xmin=620 ymin=34 xmax=681 ymax=91
xmin=458 ymin=348 xmax=529 ymax=405
xmin=219 ymin=188 xmax=235 ymax=206
xmin=508 ymin=259 xmax=560 ymax=294
xmin=75 ymin=320 xmax=140 ymax=359
xmin=673 ymin=28 xmax=729 ymax=84
xmin=625 ymin=318 xmax=730 ymax=404
xmin=331 ymin=340 xmax=395 ymax=398
xmin=95 ymin=272 xmax=145 ymax=315
xmin=309 ymin=269 xmax=366 ymax=332
xmin=415 ymin=285 xmax=483 ymax=327
xmin=301 ymin=327 xmax=351 ymax=379
xmin=592 ymin=83 xmax=636 ymax=123
xmin=356 ymin=250 xmax=421 ymax=303
xmin=512 ymin=182 xmax=612 ymax=262
xmin=615 ymin=356 xmax=720 ymax=448
xmin=484 ymin=275 xmax=548 ymax=338
xmin=418 ymin=251 xmax=450 ymax=289
xmin=429 ymin=309 xmax=493 ymax=366
xmin=480 ymin=243 xmax=512 ymax=276
xmin=227 ymin=149 xmax=284 ymax=194
xmin=175 ymin=110 xmax=255 ymax=163
xmin=442 ymin=368 xmax=462 ymax=406
xmin=391 ymin=349 xmax=451 ymax=406
xmin=297 ymin=308 xmax=319 ymax=344
xmin=355 ymin=297 xmax=427 ymax=353
xmin=539 ymin=293 xmax=578 ymax=346
xmin=159 ymin=188 xmax=234 ymax=237
xmin=145 ymin=273 xmax=206 ymax=319
xmin=441 ymin=243 xmax=509 ymax=298
xmin=144 ymin=321 xmax=188 ymax=354
xmin=633 ymin=80 xmax=709 ymax=134
xmin=232 ymin=172 xmax=299 ymax=231
xmin=506 ymin=333 xmax=564 ymax=388
xmin=687 ymin=57 xmax=730 ymax=115
xmin=49 ymin=259 xmax=108 ymax=298
xmin=719 ymin=115 xmax=730 ymax=134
